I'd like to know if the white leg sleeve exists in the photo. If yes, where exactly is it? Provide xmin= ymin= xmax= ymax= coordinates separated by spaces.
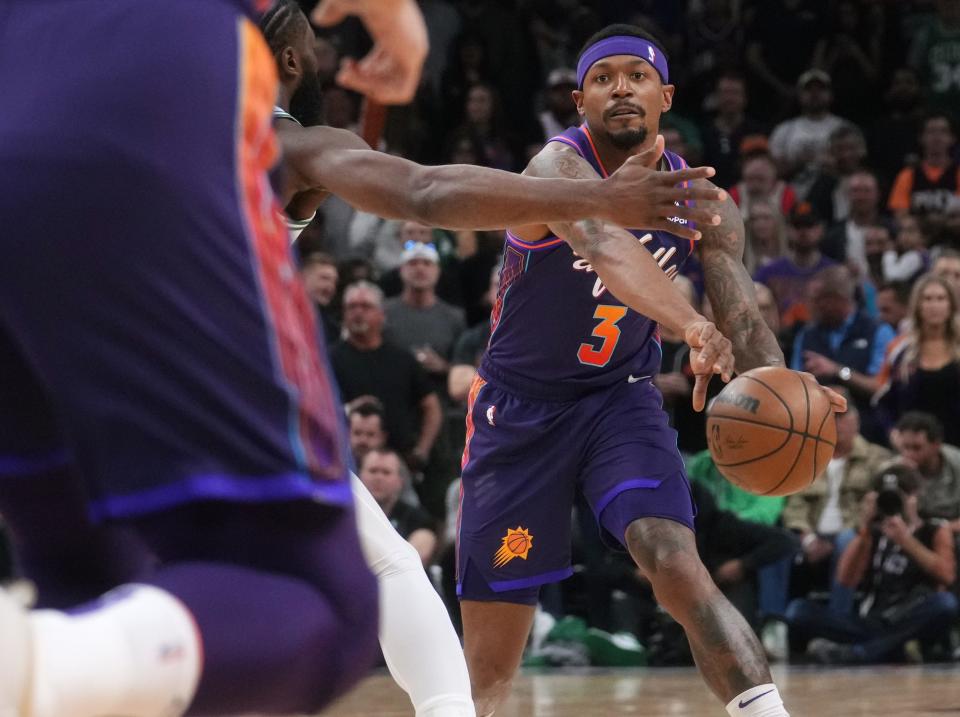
xmin=352 ymin=473 xmax=475 ymax=717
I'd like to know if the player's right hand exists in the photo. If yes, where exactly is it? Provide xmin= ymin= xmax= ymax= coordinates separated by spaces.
xmin=605 ymin=135 xmax=727 ymax=242
xmin=312 ymin=0 xmax=427 ymax=105
xmin=683 ymin=319 xmax=734 ymax=413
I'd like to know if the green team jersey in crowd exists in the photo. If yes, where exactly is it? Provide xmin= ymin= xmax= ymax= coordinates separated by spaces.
xmin=910 ymin=16 xmax=960 ymax=115
xmin=685 ymin=450 xmax=786 ymax=527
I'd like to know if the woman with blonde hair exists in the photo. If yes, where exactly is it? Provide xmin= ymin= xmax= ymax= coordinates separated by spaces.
xmin=743 ymin=199 xmax=789 ymax=274
xmin=874 ymin=274 xmax=960 ymax=445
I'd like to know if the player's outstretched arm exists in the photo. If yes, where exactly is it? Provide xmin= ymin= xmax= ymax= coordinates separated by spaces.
xmin=698 ymin=189 xmax=847 ymax=412
xmin=282 ymin=126 xmax=726 ymax=234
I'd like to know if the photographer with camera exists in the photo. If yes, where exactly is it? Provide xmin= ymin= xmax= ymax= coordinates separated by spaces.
xmin=785 ymin=465 xmax=957 ymax=664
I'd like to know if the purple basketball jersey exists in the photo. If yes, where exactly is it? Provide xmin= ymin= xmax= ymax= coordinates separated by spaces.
xmin=479 ymin=125 xmax=696 ymax=400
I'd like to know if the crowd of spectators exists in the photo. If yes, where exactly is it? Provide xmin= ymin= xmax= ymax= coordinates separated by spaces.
xmin=4 ymin=0 xmax=960 ymax=669
xmin=300 ymin=0 xmax=960 ymax=667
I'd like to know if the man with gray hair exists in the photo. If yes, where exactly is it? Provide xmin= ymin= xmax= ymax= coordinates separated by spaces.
xmin=791 ymin=265 xmax=895 ymax=434
xmin=331 ymin=281 xmax=442 ymax=478
xmin=821 ymin=170 xmax=895 ymax=277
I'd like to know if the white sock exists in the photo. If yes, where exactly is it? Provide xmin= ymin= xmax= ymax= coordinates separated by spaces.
xmin=351 ymin=473 xmax=475 ymax=717
xmin=726 ymin=684 xmax=789 ymax=717
xmin=28 ymin=585 xmax=202 ymax=717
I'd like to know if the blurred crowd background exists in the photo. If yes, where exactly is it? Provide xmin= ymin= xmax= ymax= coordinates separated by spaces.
xmin=5 ymin=0 xmax=960 ymax=669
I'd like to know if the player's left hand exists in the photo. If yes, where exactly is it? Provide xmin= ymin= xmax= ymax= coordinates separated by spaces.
xmin=684 ymin=320 xmax=734 ymax=413
xmin=797 ymin=371 xmax=848 ymax=413
xmin=312 ymin=0 xmax=427 ymax=105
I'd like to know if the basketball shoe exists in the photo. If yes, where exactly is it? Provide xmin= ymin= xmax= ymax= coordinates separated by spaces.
xmin=0 ymin=587 xmax=30 ymax=717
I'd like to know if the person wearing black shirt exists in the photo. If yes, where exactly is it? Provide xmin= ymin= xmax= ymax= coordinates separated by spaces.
xmin=299 ymin=251 xmax=342 ymax=347
xmin=700 ymin=73 xmax=767 ymax=189
xmin=331 ymin=282 xmax=442 ymax=471
xmin=786 ymin=466 xmax=957 ymax=664
xmin=359 ymin=448 xmax=438 ymax=567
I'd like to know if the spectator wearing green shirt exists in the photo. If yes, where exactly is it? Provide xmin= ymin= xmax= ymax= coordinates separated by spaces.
xmin=687 ymin=449 xmax=786 ymax=526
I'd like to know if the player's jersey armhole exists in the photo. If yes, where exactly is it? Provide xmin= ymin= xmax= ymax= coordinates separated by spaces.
xmin=505 ymin=230 xmax=565 ymax=251
xmin=547 ymin=134 xmax=585 ymax=156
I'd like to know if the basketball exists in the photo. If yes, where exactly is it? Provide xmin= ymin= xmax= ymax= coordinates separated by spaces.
xmin=706 ymin=367 xmax=837 ymax=496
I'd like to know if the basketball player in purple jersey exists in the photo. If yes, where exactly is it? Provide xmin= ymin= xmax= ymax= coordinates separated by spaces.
xmin=258 ymin=5 xmax=735 ymax=716
xmin=458 ymin=25 xmax=847 ymax=717
xmin=0 ymin=1 xmax=432 ymax=716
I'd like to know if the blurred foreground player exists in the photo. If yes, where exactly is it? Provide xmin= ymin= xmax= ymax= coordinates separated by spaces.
xmin=260 ymin=4 xmax=738 ymax=716
xmin=457 ymin=25 xmax=846 ymax=717
xmin=0 ymin=0 xmax=431 ymax=715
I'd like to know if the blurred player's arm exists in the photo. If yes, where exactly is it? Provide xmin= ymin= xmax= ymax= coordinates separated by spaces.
xmin=697 ymin=187 xmax=786 ymax=373
xmin=281 ymin=125 xmax=723 ymax=236
xmin=310 ymin=0 xmax=427 ymax=105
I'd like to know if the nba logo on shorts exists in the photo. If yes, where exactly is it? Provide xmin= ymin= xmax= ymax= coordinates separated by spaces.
xmin=493 ymin=526 xmax=533 ymax=568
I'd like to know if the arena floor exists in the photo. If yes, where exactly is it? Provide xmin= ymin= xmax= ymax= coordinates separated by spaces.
xmin=326 ymin=664 xmax=960 ymax=716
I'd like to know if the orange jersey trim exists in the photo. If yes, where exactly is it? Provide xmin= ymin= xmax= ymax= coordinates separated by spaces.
xmin=235 ymin=19 xmax=342 ymax=480
xmin=460 ymin=375 xmax=487 ymax=471
xmin=579 ymin=126 xmax=610 ymax=177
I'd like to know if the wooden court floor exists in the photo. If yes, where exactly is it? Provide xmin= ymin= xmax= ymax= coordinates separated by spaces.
xmin=325 ymin=664 xmax=960 ymax=716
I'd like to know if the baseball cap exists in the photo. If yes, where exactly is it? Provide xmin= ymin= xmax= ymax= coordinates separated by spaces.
xmin=401 ymin=240 xmax=439 ymax=264
xmin=788 ymin=201 xmax=823 ymax=228
xmin=547 ymin=68 xmax=578 ymax=88
xmin=797 ymin=69 xmax=831 ymax=89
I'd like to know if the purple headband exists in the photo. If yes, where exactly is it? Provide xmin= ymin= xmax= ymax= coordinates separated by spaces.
xmin=576 ymin=36 xmax=669 ymax=88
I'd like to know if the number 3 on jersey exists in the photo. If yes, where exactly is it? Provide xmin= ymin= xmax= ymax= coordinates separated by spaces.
xmin=578 ymin=305 xmax=628 ymax=367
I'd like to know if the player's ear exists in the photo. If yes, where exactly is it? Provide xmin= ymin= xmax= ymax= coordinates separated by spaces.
xmin=572 ymin=89 xmax=585 ymax=117
xmin=661 ymin=84 xmax=675 ymax=113
xmin=279 ymin=45 xmax=302 ymax=80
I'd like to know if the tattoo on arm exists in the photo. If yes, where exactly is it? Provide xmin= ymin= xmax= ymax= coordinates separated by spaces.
xmin=523 ymin=148 xmax=627 ymax=254
xmin=698 ymin=188 xmax=785 ymax=372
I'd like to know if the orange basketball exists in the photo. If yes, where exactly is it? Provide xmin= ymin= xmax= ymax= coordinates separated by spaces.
xmin=705 ymin=367 xmax=837 ymax=496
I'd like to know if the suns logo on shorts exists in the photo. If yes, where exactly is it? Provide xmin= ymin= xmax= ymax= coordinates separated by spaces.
xmin=493 ymin=526 xmax=533 ymax=568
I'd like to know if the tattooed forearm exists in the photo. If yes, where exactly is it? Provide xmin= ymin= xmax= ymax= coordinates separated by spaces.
xmin=697 ymin=189 xmax=784 ymax=372
xmin=525 ymin=148 xmax=606 ymax=248
xmin=519 ymin=146 xmax=703 ymax=334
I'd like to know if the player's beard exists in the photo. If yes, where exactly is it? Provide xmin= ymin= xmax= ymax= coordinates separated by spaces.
xmin=290 ymin=72 xmax=325 ymax=127
xmin=609 ymin=125 xmax=648 ymax=150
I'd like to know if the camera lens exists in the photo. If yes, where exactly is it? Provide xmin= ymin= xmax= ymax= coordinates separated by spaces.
xmin=876 ymin=488 xmax=904 ymax=517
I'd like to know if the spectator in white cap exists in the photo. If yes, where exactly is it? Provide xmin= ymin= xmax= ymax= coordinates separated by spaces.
xmin=538 ymin=68 xmax=580 ymax=141
xmin=769 ymin=69 xmax=847 ymax=191
xmin=384 ymin=233 xmax=466 ymax=396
